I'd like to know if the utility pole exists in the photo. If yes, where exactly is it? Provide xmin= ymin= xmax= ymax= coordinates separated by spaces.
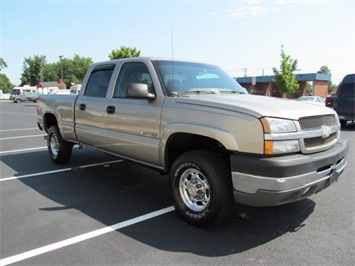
xmin=242 ymin=68 xmax=248 ymax=77
xmin=59 ymin=55 xmax=64 ymax=81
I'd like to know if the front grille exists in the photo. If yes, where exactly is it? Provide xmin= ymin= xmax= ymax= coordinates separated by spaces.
xmin=299 ymin=115 xmax=337 ymax=131
xmin=304 ymin=133 xmax=337 ymax=148
xmin=298 ymin=115 xmax=339 ymax=152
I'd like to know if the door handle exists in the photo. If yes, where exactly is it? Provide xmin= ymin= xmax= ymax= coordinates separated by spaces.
xmin=106 ymin=105 xmax=115 ymax=114
xmin=79 ymin=103 xmax=86 ymax=111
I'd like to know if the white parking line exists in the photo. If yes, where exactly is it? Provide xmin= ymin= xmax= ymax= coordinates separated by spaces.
xmin=0 ymin=128 xmax=38 ymax=132
xmin=0 ymin=206 xmax=175 ymax=266
xmin=0 ymin=168 xmax=72 ymax=182
xmin=0 ymin=151 xmax=159 ymax=265
xmin=0 ymin=147 xmax=47 ymax=154
xmin=0 ymin=160 xmax=123 ymax=182
xmin=0 ymin=134 xmax=45 ymax=140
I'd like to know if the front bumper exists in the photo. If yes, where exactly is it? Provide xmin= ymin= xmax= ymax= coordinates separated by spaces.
xmin=230 ymin=139 xmax=349 ymax=207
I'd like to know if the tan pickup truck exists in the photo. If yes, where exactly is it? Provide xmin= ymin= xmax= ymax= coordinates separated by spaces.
xmin=37 ymin=57 xmax=349 ymax=227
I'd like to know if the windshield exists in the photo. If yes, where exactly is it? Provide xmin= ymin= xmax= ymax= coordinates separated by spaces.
xmin=153 ymin=60 xmax=248 ymax=96
xmin=11 ymin=89 xmax=21 ymax=95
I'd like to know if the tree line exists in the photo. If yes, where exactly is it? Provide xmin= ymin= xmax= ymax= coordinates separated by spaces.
xmin=0 ymin=45 xmax=335 ymax=94
xmin=0 ymin=46 xmax=140 ymax=93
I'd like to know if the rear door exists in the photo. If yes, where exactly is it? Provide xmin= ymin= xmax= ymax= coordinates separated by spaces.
xmin=74 ymin=64 xmax=115 ymax=148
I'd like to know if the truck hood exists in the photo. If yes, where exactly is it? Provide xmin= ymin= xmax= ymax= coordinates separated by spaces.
xmin=175 ymin=94 xmax=335 ymax=120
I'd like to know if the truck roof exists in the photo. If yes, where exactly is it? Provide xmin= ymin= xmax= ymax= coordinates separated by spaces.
xmin=341 ymin=74 xmax=355 ymax=84
xmin=93 ymin=57 xmax=209 ymax=66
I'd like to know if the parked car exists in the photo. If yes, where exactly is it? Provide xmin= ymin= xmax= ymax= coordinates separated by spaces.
xmin=296 ymin=96 xmax=325 ymax=106
xmin=333 ymin=74 xmax=355 ymax=127
xmin=36 ymin=57 xmax=349 ymax=227
xmin=326 ymin=91 xmax=338 ymax=108
xmin=13 ymin=92 xmax=39 ymax=103
xmin=9 ymin=86 xmax=37 ymax=101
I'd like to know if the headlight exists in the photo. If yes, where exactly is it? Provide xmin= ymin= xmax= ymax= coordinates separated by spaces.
xmin=261 ymin=117 xmax=300 ymax=154
xmin=264 ymin=140 xmax=300 ymax=154
xmin=261 ymin=117 xmax=296 ymax=133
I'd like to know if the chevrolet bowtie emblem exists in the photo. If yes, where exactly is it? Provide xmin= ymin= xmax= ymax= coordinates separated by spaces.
xmin=321 ymin=125 xmax=331 ymax=139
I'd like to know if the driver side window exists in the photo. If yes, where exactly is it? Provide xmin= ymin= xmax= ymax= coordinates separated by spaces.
xmin=114 ymin=63 xmax=154 ymax=98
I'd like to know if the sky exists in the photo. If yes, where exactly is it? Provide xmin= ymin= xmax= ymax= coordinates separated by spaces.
xmin=1 ymin=0 xmax=354 ymax=86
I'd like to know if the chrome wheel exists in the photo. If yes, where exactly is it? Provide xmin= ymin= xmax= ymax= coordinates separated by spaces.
xmin=47 ymin=125 xmax=72 ymax=164
xmin=179 ymin=168 xmax=211 ymax=212
xmin=170 ymin=150 xmax=233 ymax=227
xmin=49 ymin=133 xmax=59 ymax=158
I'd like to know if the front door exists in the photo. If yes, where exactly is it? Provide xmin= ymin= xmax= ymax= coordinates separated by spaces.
xmin=104 ymin=62 xmax=163 ymax=165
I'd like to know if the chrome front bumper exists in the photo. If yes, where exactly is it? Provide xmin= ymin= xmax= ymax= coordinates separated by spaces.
xmin=230 ymin=139 xmax=349 ymax=207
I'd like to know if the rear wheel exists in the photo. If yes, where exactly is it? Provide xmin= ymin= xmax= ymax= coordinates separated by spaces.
xmin=47 ymin=125 xmax=73 ymax=164
xmin=169 ymin=150 xmax=233 ymax=227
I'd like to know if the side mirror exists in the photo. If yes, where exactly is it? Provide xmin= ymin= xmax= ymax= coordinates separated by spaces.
xmin=126 ymin=83 xmax=156 ymax=99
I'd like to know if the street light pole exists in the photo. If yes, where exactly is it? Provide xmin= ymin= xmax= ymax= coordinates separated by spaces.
xmin=59 ymin=55 xmax=64 ymax=81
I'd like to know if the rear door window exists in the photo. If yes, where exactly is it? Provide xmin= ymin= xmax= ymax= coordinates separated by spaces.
xmin=84 ymin=64 xmax=115 ymax=97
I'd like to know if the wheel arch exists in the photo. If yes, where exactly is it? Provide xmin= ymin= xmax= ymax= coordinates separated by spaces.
xmin=43 ymin=112 xmax=59 ymax=133
xmin=162 ymin=129 xmax=238 ymax=172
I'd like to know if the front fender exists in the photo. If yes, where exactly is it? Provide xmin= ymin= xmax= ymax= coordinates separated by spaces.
xmin=159 ymin=122 xmax=239 ymax=168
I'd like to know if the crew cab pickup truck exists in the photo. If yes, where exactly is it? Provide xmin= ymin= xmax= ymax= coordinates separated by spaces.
xmin=37 ymin=57 xmax=349 ymax=227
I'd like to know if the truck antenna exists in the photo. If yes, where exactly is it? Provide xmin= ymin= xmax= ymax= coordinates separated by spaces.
xmin=171 ymin=29 xmax=174 ymax=61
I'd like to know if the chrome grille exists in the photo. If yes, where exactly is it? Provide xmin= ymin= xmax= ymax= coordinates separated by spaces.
xmin=304 ymin=133 xmax=337 ymax=148
xmin=299 ymin=115 xmax=338 ymax=131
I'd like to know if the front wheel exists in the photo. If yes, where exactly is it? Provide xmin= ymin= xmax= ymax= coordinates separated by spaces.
xmin=340 ymin=120 xmax=347 ymax=128
xmin=169 ymin=150 xmax=233 ymax=227
xmin=47 ymin=125 xmax=73 ymax=164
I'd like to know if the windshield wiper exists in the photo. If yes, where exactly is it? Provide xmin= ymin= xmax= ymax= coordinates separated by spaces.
xmin=219 ymin=90 xmax=246 ymax=94
xmin=173 ymin=88 xmax=246 ymax=96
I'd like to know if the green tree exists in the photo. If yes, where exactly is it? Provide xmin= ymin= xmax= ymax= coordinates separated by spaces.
xmin=63 ymin=54 xmax=93 ymax=85
xmin=328 ymin=83 xmax=337 ymax=94
xmin=0 ymin=58 xmax=8 ymax=71
xmin=317 ymin=65 xmax=336 ymax=94
xmin=318 ymin=65 xmax=331 ymax=75
xmin=0 ymin=74 xmax=13 ymax=93
xmin=306 ymin=82 xmax=312 ymax=95
xmin=108 ymin=46 xmax=140 ymax=60
xmin=272 ymin=47 xmax=299 ymax=97
xmin=0 ymin=58 xmax=13 ymax=93
xmin=20 ymin=55 xmax=47 ymax=86
xmin=43 ymin=62 xmax=59 ymax=82
xmin=41 ymin=54 xmax=93 ymax=88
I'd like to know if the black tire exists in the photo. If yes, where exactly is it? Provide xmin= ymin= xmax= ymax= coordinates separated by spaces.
xmin=47 ymin=125 xmax=73 ymax=164
xmin=169 ymin=150 xmax=233 ymax=227
xmin=340 ymin=120 xmax=347 ymax=128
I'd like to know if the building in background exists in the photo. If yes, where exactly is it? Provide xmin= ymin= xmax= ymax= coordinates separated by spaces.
xmin=235 ymin=73 xmax=330 ymax=98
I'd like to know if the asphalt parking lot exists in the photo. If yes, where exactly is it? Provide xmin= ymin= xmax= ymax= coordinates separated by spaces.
xmin=0 ymin=101 xmax=354 ymax=265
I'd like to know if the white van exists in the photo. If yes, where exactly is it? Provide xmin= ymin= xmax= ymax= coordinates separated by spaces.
xmin=9 ymin=86 xmax=37 ymax=101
